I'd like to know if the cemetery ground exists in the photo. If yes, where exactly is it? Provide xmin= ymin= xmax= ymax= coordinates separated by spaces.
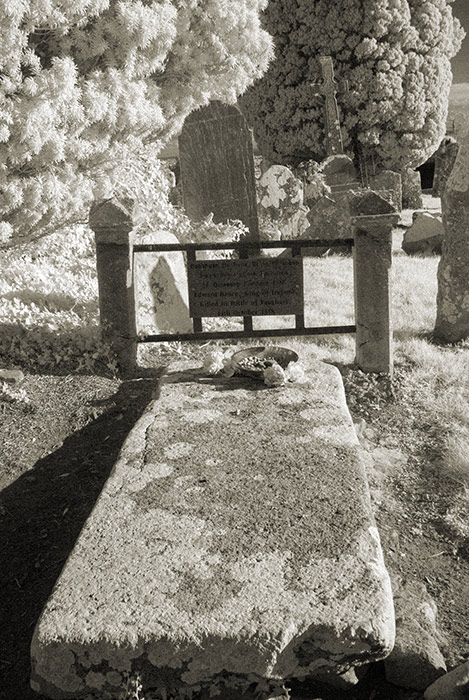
xmin=1 ymin=219 xmax=469 ymax=700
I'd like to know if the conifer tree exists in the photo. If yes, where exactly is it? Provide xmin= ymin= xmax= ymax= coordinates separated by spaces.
xmin=0 ymin=1 xmax=272 ymax=246
xmin=239 ymin=0 xmax=464 ymax=172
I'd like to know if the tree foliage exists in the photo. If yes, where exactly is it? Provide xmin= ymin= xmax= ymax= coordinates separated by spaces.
xmin=0 ymin=0 xmax=272 ymax=246
xmin=239 ymin=0 xmax=464 ymax=171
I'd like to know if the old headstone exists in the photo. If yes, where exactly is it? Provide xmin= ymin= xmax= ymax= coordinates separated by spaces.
xmin=401 ymin=167 xmax=423 ymax=209
xmin=311 ymin=56 xmax=349 ymax=156
xmin=434 ymin=119 xmax=469 ymax=342
xmin=257 ymin=165 xmax=309 ymax=240
xmin=402 ymin=212 xmax=443 ymax=256
xmin=433 ymin=137 xmax=460 ymax=197
xmin=178 ymin=101 xmax=259 ymax=240
xmin=300 ymin=155 xmax=359 ymax=256
xmin=369 ymin=170 xmax=402 ymax=212
xmin=135 ymin=231 xmax=192 ymax=336
xmin=321 ymin=154 xmax=360 ymax=192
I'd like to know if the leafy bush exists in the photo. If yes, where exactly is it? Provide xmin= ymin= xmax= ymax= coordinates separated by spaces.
xmin=0 ymin=0 xmax=273 ymax=247
xmin=239 ymin=0 xmax=464 ymax=170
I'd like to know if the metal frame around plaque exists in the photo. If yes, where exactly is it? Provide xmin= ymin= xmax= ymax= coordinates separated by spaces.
xmin=133 ymin=239 xmax=356 ymax=342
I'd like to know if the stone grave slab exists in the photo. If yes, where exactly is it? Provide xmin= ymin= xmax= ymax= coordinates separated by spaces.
xmin=31 ymin=356 xmax=395 ymax=698
xmin=135 ymin=232 xmax=192 ymax=335
xmin=401 ymin=213 xmax=443 ymax=256
xmin=178 ymin=101 xmax=259 ymax=240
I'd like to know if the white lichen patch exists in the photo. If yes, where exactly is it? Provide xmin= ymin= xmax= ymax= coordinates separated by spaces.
xmin=183 ymin=409 xmax=225 ymax=424
xmin=127 ymin=463 xmax=174 ymax=493
xmin=276 ymin=393 xmax=307 ymax=406
xmin=205 ymin=458 xmax=222 ymax=467
xmin=164 ymin=442 xmax=195 ymax=459
xmin=295 ymin=436 xmax=312 ymax=444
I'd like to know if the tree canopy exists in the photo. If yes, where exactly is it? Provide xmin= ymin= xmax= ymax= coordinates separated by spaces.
xmin=0 ymin=0 xmax=273 ymax=246
xmin=239 ymin=0 xmax=465 ymax=172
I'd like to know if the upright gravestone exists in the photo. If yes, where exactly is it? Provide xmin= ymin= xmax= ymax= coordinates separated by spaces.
xmin=433 ymin=137 xmax=460 ymax=198
xmin=434 ymin=120 xmax=469 ymax=342
xmin=178 ymin=101 xmax=259 ymax=240
xmin=257 ymin=165 xmax=309 ymax=240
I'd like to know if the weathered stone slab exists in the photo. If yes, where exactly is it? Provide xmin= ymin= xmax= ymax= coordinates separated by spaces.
xmin=178 ymin=101 xmax=259 ymax=240
xmin=425 ymin=660 xmax=469 ymax=700
xmin=301 ymin=192 xmax=352 ymax=256
xmin=369 ymin=170 xmax=402 ymax=212
xmin=401 ymin=167 xmax=423 ymax=210
xmin=321 ymin=154 xmax=359 ymax=191
xmin=257 ymin=165 xmax=309 ymax=240
xmin=433 ymin=137 xmax=459 ymax=197
xmin=135 ymin=231 xmax=192 ymax=335
xmin=31 ymin=357 xmax=394 ymax=698
xmin=402 ymin=213 xmax=443 ymax=256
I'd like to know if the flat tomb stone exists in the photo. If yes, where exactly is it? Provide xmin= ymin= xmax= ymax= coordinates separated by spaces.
xmin=31 ymin=357 xmax=395 ymax=698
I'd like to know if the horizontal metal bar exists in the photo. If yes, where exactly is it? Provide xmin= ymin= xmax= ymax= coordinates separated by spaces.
xmin=133 ymin=239 xmax=354 ymax=253
xmin=137 ymin=325 xmax=356 ymax=343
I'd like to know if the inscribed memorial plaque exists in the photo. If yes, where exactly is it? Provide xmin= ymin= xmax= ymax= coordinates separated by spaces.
xmin=188 ymin=258 xmax=303 ymax=317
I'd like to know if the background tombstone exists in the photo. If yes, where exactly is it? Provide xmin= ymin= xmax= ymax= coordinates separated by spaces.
xmin=434 ymin=121 xmax=469 ymax=342
xmin=401 ymin=167 xmax=423 ymax=210
xmin=257 ymin=164 xmax=309 ymax=240
xmin=178 ymin=100 xmax=259 ymax=240
xmin=433 ymin=137 xmax=460 ymax=197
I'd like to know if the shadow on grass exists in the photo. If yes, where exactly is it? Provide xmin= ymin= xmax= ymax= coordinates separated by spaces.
xmin=0 ymin=374 xmax=164 ymax=700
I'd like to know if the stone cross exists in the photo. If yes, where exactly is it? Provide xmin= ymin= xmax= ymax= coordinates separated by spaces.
xmin=311 ymin=56 xmax=348 ymax=156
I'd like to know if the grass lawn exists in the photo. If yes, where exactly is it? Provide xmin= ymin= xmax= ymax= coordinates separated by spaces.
xmin=0 ymin=224 xmax=468 ymax=700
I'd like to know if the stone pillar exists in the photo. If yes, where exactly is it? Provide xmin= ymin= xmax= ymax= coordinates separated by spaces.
xmin=434 ymin=122 xmax=469 ymax=342
xmin=349 ymin=191 xmax=399 ymax=374
xmin=89 ymin=198 xmax=138 ymax=376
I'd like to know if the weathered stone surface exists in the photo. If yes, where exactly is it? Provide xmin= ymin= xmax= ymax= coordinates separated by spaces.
xmin=433 ymin=137 xmax=459 ymax=197
xmin=369 ymin=170 xmax=402 ymax=212
xmin=434 ymin=120 xmax=469 ymax=342
xmin=31 ymin=356 xmax=394 ymax=698
xmin=301 ymin=192 xmax=352 ymax=256
xmin=178 ymin=101 xmax=259 ymax=240
xmin=401 ymin=167 xmax=423 ymax=209
xmin=257 ymin=165 xmax=309 ymax=240
xmin=348 ymin=189 xmax=396 ymax=217
xmin=384 ymin=581 xmax=446 ymax=691
xmin=402 ymin=212 xmax=443 ymax=256
xmin=135 ymin=231 xmax=192 ymax=335
xmin=424 ymin=660 xmax=469 ymax=699
xmin=351 ymin=206 xmax=395 ymax=375
xmin=322 ymin=154 xmax=359 ymax=189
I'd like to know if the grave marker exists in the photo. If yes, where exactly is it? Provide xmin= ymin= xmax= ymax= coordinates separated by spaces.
xmin=311 ymin=56 xmax=349 ymax=156
xmin=178 ymin=101 xmax=259 ymax=240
